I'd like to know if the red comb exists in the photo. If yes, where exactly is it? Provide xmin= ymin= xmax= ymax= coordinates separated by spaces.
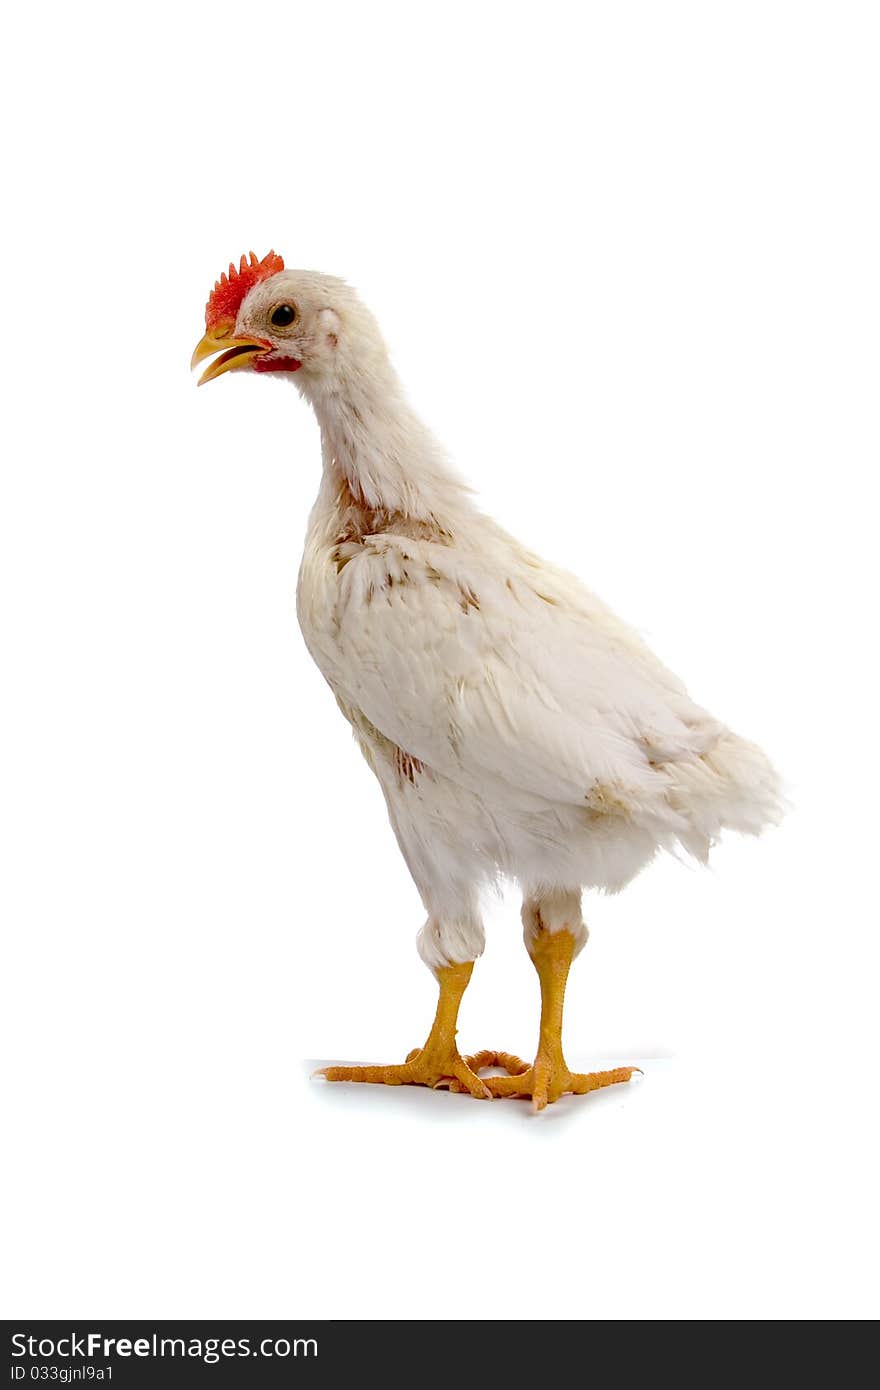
xmin=205 ymin=250 xmax=285 ymax=329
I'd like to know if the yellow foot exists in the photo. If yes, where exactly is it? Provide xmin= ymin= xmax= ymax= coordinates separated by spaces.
xmin=316 ymin=1046 xmax=491 ymax=1099
xmin=460 ymin=1048 xmax=640 ymax=1111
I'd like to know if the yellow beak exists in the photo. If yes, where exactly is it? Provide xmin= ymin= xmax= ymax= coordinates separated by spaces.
xmin=191 ymin=330 xmax=271 ymax=385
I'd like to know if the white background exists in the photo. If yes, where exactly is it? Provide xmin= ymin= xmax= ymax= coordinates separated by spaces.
xmin=1 ymin=1 xmax=877 ymax=1321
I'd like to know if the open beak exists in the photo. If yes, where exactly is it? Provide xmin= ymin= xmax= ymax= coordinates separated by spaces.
xmin=191 ymin=331 xmax=271 ymax=386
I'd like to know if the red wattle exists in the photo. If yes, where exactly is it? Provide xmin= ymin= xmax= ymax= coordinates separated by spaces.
xmin=253 ymin=356 xmax=302 ymax=373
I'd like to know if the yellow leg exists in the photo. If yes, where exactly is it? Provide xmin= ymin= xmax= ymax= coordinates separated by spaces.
xmin=470 ymin=929 xmax=639 ymax=1110
xmin=316 ymin=960 xmax=491 ymax=1099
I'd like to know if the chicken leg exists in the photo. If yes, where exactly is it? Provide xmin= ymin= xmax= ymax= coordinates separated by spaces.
xmin=317 ymin=959 xmax=491 ymax=1099
xmin=468 ymin=927 xmax=639 ymax=1110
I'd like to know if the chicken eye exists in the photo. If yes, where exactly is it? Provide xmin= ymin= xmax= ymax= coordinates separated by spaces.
xmin=270 ymin=303 xmax=297 ymax=328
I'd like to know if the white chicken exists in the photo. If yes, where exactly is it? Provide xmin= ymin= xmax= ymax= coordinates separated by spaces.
xmin=192 ymin=252 xmax=782 ymax=1109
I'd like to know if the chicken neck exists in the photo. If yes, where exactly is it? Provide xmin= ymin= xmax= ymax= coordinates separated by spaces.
xmin=305 ymin=362 xmax=472 ymax=539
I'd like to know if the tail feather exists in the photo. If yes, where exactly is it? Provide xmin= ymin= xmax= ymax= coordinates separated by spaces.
xmin=661 ymin=730 xmax=785 ymax=857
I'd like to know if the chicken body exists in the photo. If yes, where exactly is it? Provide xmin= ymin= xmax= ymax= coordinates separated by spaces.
xmin=194 ymin=259 xmax=782 ymax=1108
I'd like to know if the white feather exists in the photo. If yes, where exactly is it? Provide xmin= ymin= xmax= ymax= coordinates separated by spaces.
xmin=238 ymin=270 xmax=783 ymax=969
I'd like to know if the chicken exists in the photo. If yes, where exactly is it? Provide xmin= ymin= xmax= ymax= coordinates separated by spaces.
xmin=192 ymin=251 xmax=782 ymax=1109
